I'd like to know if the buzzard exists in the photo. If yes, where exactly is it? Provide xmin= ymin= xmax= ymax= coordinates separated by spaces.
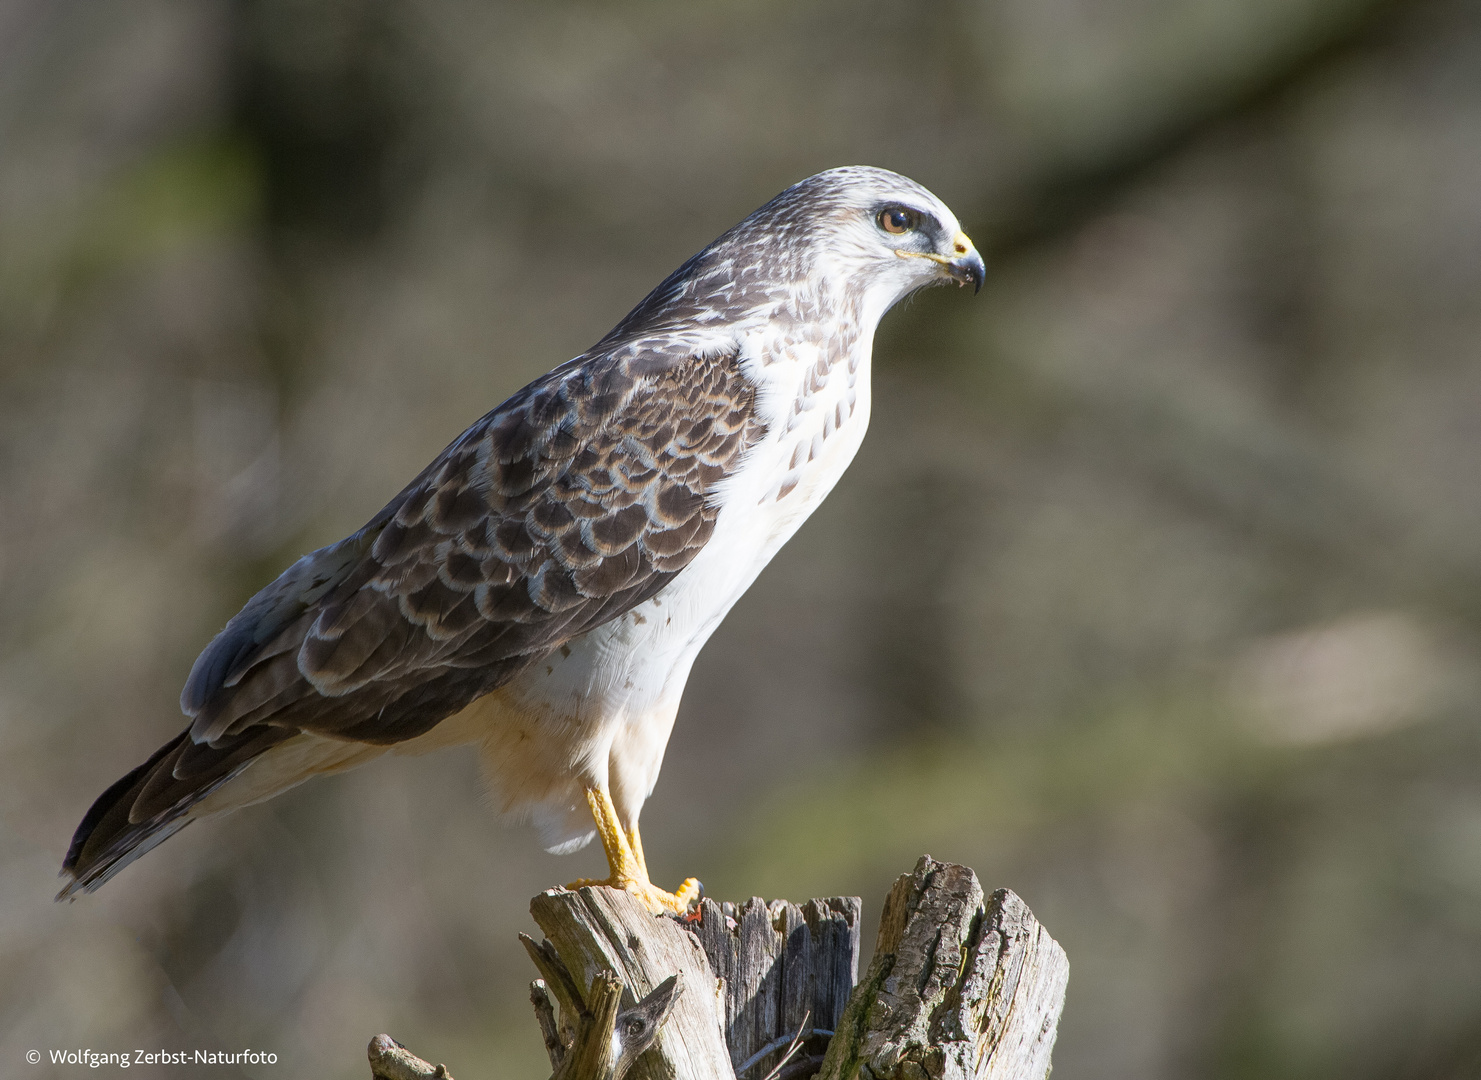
xmin=61 ymin=166 xmax=984 ymax=912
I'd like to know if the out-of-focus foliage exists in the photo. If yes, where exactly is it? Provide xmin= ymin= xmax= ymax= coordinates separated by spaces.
xmin=3 ymin=0 xmax=1481 ymax=1077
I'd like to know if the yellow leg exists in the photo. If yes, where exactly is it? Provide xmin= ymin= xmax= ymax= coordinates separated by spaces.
xmin=565 ymin=788 xmax=701 ymax=915
xmin=627 ymin=822 xmax=648 ymax=881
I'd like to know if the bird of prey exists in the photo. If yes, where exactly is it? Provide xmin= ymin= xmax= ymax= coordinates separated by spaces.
xmin=60 ymin=166 xmax=984 ymax=912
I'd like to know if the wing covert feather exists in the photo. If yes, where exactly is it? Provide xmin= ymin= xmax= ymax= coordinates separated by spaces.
xmin=187 ymin=345 xmax=762 ymax=748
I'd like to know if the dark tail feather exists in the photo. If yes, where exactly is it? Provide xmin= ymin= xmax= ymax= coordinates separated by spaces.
xmin=59 ymin=726 xmax=291 ymax=900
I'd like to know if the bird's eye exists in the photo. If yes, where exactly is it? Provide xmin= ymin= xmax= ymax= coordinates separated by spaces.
xmin=878 ymin=206 xmax=918 ymax=235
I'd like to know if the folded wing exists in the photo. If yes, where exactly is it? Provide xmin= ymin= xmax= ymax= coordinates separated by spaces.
xmin=61 ymin=344 xmax=763 ymax=895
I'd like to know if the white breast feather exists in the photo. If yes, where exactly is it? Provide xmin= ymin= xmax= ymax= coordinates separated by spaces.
xmin=486 ymin=297 xmax=879 ymax=853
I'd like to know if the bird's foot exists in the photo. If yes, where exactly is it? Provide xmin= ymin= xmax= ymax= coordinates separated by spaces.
xmin=565 ymin=874 xmax=703 ymax=916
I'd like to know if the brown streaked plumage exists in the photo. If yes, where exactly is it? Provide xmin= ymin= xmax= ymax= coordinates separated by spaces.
xmin=61 ymin=166 xmax=984 ymax=910
xmin=64 ymin=349 xmax=761 ymax=891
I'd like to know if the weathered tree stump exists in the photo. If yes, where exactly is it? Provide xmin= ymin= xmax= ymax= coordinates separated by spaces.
xmin=525 ymin=884 xmax=734 ymax=1078
xmin=817 ymin=857 xmax=1069 ymax=1080
xmin=688 ymin=895 xmax=860 ymax=1077
xmin=366 ymin=856 xmax=1067 ymax=1080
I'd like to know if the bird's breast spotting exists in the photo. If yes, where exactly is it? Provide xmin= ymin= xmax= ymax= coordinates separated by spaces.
xmin=501 ymin=318 xmax=873 ymax=720
xmin=472 ymin=321 xmax=873 ymax=848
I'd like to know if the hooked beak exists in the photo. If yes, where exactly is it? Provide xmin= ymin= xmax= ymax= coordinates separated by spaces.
xmin=946 ymin=230 xmax=985 ymax=293
xmin=895 ymin=230 xmax=986 ymax=293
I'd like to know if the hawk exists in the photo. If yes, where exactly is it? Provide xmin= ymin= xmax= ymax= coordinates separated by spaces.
xmin=60 ymin=166 xmax=984 ymax=912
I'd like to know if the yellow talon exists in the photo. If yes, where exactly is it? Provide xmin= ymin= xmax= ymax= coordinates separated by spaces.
xmin=564 ymin=788 xmax=702 ymax=915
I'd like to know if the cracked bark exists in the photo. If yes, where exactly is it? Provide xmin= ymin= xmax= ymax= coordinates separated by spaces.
xmin=816 ymin=858 xmax=1068 ymax=1080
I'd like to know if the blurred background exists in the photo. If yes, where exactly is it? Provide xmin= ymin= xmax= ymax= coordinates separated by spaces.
xmin=3 ymin=0 xmax=1481 ymax=1076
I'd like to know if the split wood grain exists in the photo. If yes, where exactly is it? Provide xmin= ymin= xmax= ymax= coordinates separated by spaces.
xmin=816 ymin=856 xmax=1068 ymax=1080
xmin=528 ymin=885 xmax=734 ymax=1080
xmin=689 ymin=896 xmax=860 ymax=1077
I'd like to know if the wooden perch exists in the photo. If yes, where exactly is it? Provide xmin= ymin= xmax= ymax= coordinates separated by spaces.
xmin=521 ymin=932 xmax=685 ymax=1080
xmin=367 ymin=1034 xmax=454 ymax=1080
xmin=817 ymin=857 xmax=1069 ymax=1080
xmin=368 ymin=968 xmax=679 ymax=1080
xmin=689 ymin=895 xmax=860 ymax=1077
xmin=526 ymin=884 xmax=734 ymax=1078
xmin=367 ymin=856 xmax=1067 ymax=1080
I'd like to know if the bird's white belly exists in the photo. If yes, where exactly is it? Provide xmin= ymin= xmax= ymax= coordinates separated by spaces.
xmin=460 ymin=337 xmax=873 ymax=852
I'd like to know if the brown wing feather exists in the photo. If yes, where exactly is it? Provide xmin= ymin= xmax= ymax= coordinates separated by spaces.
xmin=195 ymin=344 xmax=761 ymax=745
xmin=62 ymin=345 xmax=762 ymax=894
xmin=59 ymin=726 xmax=295 ymax=897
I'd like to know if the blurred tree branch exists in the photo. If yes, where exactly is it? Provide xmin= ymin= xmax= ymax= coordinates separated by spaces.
xmin=976 ymin=0 xmax=1419 ymax=262
xmin=936 ymin=0 xmax=1481 ymax=632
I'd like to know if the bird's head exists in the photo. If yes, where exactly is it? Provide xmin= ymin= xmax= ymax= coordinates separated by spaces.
xmin=601 ymin=166 xmax=983 ymax=345
xmin=733 ymin=165 xmax=985 ymax=312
